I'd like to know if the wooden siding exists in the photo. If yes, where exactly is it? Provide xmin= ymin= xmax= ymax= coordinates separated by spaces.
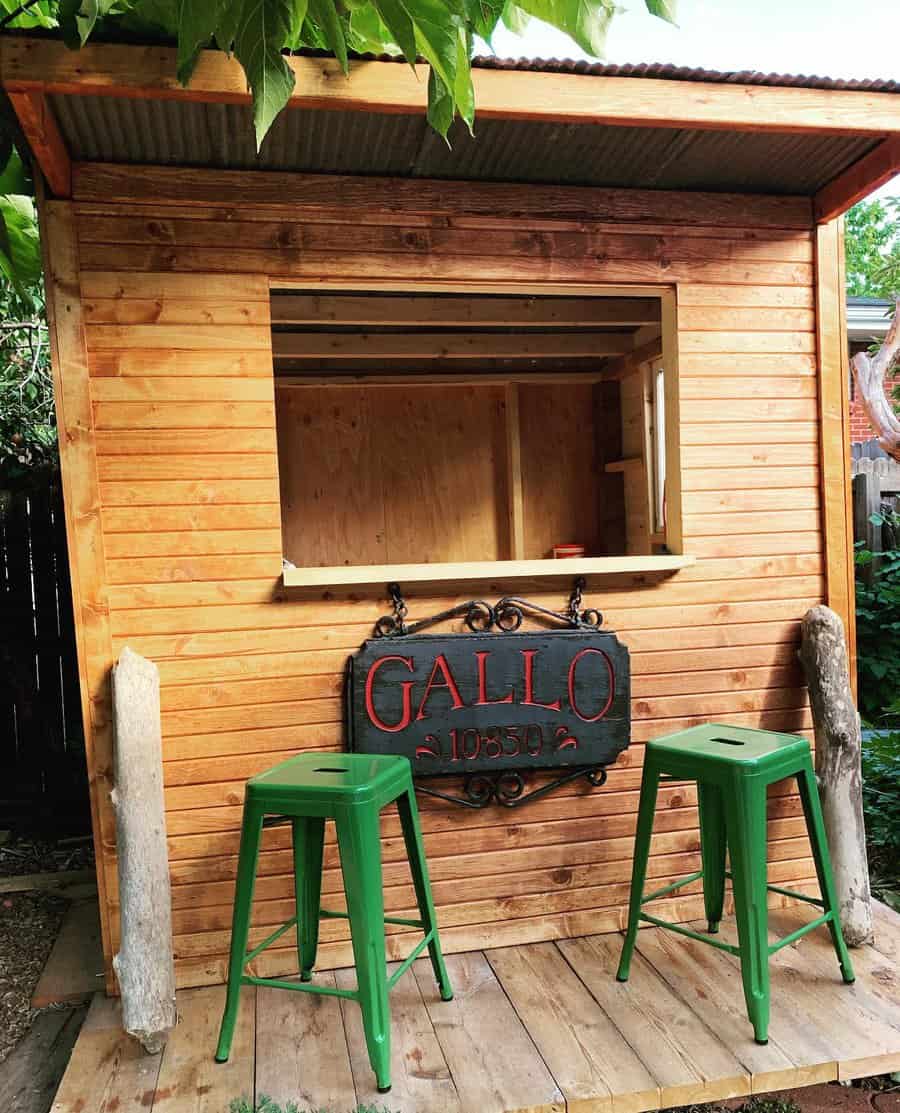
xmin=47 ymin=168 xmax=848 ymax=991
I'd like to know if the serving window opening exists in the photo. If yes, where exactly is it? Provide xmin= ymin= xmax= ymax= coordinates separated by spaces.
xmin=272 ymin=288 xmax=679 ymax=587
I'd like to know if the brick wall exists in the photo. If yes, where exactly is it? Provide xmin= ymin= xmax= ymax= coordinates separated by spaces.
xmin=849 ymin=340 xmax=899 ymax=444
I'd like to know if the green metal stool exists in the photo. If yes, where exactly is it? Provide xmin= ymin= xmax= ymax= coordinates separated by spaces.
xmin=616 ymin=723 xmax=854 ymax=1043
xmin=215 ymin=752 xmax=453 ymax=1092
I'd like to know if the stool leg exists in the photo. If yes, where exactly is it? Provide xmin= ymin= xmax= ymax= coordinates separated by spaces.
xmin=397 ymin=787 xmax=453 ymax=1001
xmin=726 ymin=777 xmax=770 ymax=1044
xmin=292 ymin=816 xmax=325 ymax=982
xmin=336 ymin=805 xmax=392 ymax=1093
xmin=617 ymin=761 xmax=660 ymax=981
xmin=216 ymin=802 xmax=264 ymax=1062
xmin=796 ymin=760 xmax=855 ymax=984
xmin=698 ymin=782 xmax=727 ymax=934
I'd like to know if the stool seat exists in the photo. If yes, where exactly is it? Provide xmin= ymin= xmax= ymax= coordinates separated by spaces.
xmin=616 ymin=722 xmax=854 ymax=1045
xmin=648 ymin=723 xmax=808 ymax=768
xmin=215 ymin=751 xmax=452 ymax=1093
xmin=247 ymin=751 xmax=411 ymax=809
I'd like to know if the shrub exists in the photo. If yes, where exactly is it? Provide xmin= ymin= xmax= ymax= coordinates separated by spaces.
xmin=861 ymin=730 xmax=900 ymax=910
xmin=854 ymin=538 xmax=900 ymax=725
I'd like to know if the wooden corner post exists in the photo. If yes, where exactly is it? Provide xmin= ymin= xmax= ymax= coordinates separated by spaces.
xmin=38 ymin=192 xmax=118 ymax=991
xmin=814 ymin=218 xmax=857 ymax=693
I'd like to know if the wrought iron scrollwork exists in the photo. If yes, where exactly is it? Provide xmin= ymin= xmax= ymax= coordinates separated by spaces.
xmin=369 ymin=578 xmax=615 ymax=809
xmin=374 ymin=577 xmax=603 ymax=638
xmin=415 ymin=765 xmax=609 ymax=809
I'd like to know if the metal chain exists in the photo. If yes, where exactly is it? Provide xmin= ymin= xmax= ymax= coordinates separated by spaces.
xmin=567 ymin=576 xmax=586 ymax=624
xmin=388 ymin=582 xmax=408 ymax=635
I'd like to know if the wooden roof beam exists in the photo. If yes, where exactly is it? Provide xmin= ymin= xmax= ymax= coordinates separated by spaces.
xmin=814 ymin=135 xmax=900 ymax=224
xmin=3 ymin=37 xmax=900 ymax=136
xmin=7 ymin=90 xmax=71 ymax=197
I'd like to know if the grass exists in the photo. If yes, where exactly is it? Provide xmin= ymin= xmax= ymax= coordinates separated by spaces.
xmin=228 ymin=1099 xmax=397 ymax=1113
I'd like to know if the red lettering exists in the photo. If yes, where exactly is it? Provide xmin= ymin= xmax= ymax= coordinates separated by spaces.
xmin=474 ymin=651 xmax=514 ymax=706
xmin=415 ymin=653 xmax=465 ymax=721
xmin=568 ymin=648 xmax=615 ymax=722
xmin=364 ymin=655 xmax=414 ymax=733
xmin=521 ymin=649 xmax=561 ymax=711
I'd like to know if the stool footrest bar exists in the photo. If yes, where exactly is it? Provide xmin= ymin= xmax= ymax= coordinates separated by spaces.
xmin=768 ymin=912 xmax=833 ymax=955
xmin=319 ymin=909 xmax=425 ymax=929
xmin=639 ymin=912 xmax=741 ymax=955
xmin=765 ymin=883 xmax=824 ymax=908
xmin=243 ymin=916 xmax=298 ymax=966
xmin=640 ymin=871 xmax=703 ymax=906
xmin=387 ymin=930 xmax=435 ymax=989
xmin=243 ymin=975 xmax=359 ymax=1000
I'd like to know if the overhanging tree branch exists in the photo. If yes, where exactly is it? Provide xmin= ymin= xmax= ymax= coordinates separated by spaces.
xmin=850 ymin=297 xmax=900 ymax=462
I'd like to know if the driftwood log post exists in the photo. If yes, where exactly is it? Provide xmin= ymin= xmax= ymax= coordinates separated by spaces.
xmin=850 ymin=296 xmax=900 ymax=463
xmin=111 ymin=647 xmax=177 ymax=1052
xmin=798 ymin=606 xmax=874 ymax=946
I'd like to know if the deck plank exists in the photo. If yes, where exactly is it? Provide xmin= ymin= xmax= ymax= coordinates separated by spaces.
xmin=872 ymin=901 xmax=900 ymax=962
xmin=153 ymin=985 xmax=254 ymax=1113
xmin=336 ymin=964 xmax=462 ymax=1112
xmin=49 ymin=995 xmax=162 ymax=1113
xmin=1 ymin=1005 xmax=88 ymax=1113
xmin=256 ymin=978 xmax=356 ymax=1110
xmin=767 ymin=909 xmax=900 ymax=1080
xmin=413 ymin=951 xmax=565 ymax=1113
xmin=558 ymin=933 xmax=750 ymax=1108
xmin=634 ymin=917 xmax=837 ymax=1091
xmin=45 ymin=903 xmax=900 ymax=1113
xmin=487 ymin=940 xmax=658 ymax=1113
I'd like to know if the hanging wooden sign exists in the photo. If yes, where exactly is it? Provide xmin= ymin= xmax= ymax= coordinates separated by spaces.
xmin=344 ymin=586 xmax=630 ymax=807
xmin=346 ymin=628 xmax=630 ymax=777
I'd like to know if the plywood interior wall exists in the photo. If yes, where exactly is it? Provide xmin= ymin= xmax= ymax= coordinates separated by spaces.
xmin=277 ymin=383 xmax=509 ymax=566
xmin=50 ymin=163 xmax=841 ymax=992
xmin=519 ymin=383 xmax=601 ymax=558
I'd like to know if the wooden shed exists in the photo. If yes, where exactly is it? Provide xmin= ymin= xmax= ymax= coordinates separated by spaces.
xmin=5 ymin=37 xmax=900 ymax=1107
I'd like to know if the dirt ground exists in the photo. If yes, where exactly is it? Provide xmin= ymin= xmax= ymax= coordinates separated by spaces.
xmin=0 ymin=890 xmax=67 ymax=1064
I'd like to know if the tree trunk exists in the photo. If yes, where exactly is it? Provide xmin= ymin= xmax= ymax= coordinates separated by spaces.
xmin=798 ymin=605 xmax=874 ymax=946
xmin=850 ymin=296 xmax=900 ymax=463
xmin=110 ymin=647 xmax=176 ymax=1052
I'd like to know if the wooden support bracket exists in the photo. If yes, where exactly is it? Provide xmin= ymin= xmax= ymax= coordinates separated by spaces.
xmin=814 ymin=135 xmax=900 ymax=224
xmin=7 ymin=90 xmax=71 ymax=197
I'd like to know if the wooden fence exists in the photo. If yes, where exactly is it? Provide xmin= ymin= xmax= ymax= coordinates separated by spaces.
xmin=851 ymin=455 xmax=900 ymax=558
xmin=0 ymin=472 xmax=89 ymax=833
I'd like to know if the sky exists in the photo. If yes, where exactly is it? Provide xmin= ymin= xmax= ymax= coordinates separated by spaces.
xmin=485 ymin=0 xmax=900 ymax=198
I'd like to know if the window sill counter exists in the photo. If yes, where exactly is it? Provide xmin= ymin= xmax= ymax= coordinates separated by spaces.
xmin=282 ymin=554 xmax=695 ymax=590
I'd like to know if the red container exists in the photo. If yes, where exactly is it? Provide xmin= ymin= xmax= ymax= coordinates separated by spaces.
xmin=552 ymin=543 xmax=585 ymax=559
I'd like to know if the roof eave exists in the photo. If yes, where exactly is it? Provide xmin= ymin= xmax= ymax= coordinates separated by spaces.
xmin=3 ymin=36 xmax=898 ymax=216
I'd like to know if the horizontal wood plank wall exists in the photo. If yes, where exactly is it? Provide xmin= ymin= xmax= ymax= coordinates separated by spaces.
xmin=71 ymin=166 xmax=823 ymax=989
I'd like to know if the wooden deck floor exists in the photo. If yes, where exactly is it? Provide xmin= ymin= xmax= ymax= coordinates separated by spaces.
xmin=51 ymin=902 xmax=900 ymax=1113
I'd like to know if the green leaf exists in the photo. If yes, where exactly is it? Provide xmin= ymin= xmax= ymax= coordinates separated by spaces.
xmin=0 ymin=194 xmax=42 ymax=292
xmin=644 ymin=0 xmax=676 ymax=23
xmin=232 ymin=0 xmax=298 ymax=148
xmin=307 ymin=0 xmax=348 ymax=71
xmin=426 ymin=67 xmax=454 ymax=140
xmin=510 ymin=0 xmax=617 ymax=57
xmin=500 ymin=0 xmax=531 ymax=33
xmin=0 ymin=0 xmax=56 ymax=29
xmin=58 ymin=0 xmax=115 ymax=48
xmin=404 ymin=0 xmax=460 ymax=91
xmin=176 ymin=0 xmax=229 ymax=84
xmin=214 ymin=0 xmax=244 ymax=52
xmin=373 ymin=0 xmax=417 ymax=64
xmin=454 ymin=26 xmax=474 ymax=133
xmin=466 ymin=0 xmax=505 ymax=40
xmin=0 ymin=148 xmax=29 ymax=196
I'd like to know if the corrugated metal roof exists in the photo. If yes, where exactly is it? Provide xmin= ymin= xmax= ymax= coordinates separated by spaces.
xmin=466 ymin=55 xmax=899 ymax=93
xmin=50 ymin=92 xmax=880 ymax=195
